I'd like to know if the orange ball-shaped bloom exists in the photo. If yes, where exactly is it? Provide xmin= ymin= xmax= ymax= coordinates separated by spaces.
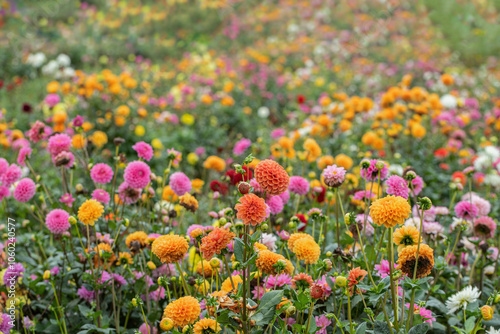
xmin=196 ymin=260 xmax=218 ymax=278
xmin=221 ymin=275 xmax=243 ymax=293
xmin=200 ymin=227 xmax=235 ymax=260
xmin=369 ymin=195 xmax=411 ymax=228
xmin=397 ymin=244 xmax=434 ymax=279
xmin=235 ymin=193 xmax=268 ymax=226
xmin=256 ymin=250 xmax=293 ymax=275
xmin=254 ymin=159 xmax=289 ymax=196
xmin=193 ymin=318 xmax=221 ymax=334
xmin=125 ymin=231 xmax=148 ymax=248
xmin=78 ymin=199 xmax=104 ymax=226
xmin=163 ymin=296 xmax=201 ymax=327
xmin=293 ymin=238 xmax=320 ymax=264
xmin=287 ymin=233 xmax=315 ymax=253
xmin=152 ymin=235 xmax=189 ymax=264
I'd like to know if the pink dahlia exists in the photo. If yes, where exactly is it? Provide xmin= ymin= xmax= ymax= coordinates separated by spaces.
xmin=46 ymin=209 xmax=71 ymax=234
xmin=0 ymin=158 xmax=8 ymax=175
xmin=1 ymin=164 xmax=22 ymax=187
xmin=13 ymin=178 xmax=36 ymax=202
xmin=132 ymin=141 xmax=154 ymax=161
xmin=353 ymin=190 xmax=376 ymax=201
xmin=279 ymin=190 xmax=290 ymax=204
xmin=266 ymin=274 xmax=292 ymax=289
xmin=48 ymin=133 xmax=71 ymax=157
xmin=360 ymin=159 xmax=389 ymax=182
xmin=288 ymin=176 xmax=310 ymax=195
xmin=17 ymin=146 xmax=32 ymax=166
xmin=45 ymin=93 xmax=60 ymax=107
xmin=52 ymin=151 xmax=74 ymax=168
xmin=474 ymin=216 xmax=496 ymax=239
xmin=385 ymin=175 xmax=409 ymax=199
xmin=60 ymin=193 xmax=75 ymax=207
xmin=92 ymin=189 xmax=111 ymax=204
xmin=410 ymin=175 xmax=424 ymax=195
xmin=90 ymin=163 xmax=114 ymax=184
xmin=322 ymin=164 xmax=346 ymax=188
xmin=169 ymin=172 xmax=191 ymax=196
xmin=266 ymin=196 xmax=284 ymax=215
xmin=27 ymin=120 xmax=51 ymax=143
xmin=77 ymin=286 xmax=95 ymax=303
xmin=233 ymin=138 xmax=252 ymax=156
xmin=0 ymin=186 xmax=10 ymax=200
xmin=454 ymin=201 xmax=479 ymax=220
xmin=123 ymin=161 xmax=151 ymax=189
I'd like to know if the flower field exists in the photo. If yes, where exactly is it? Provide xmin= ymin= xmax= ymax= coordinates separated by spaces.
xmin=1 ymin=0 xmax=500 ymax=333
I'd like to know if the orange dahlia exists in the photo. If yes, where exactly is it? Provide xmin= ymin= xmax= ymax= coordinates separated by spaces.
xmin=235 ymin=193 xmax=268 ymax=226
xmin=291 ymin=273 xmax=314 ymax=289
xmin=397 ymin=244 xmax=434 ymax=279
xmin=203 ymin=156 xmax=226 ymax=172
xmin=200 ymin=227 xmax=235 ymax=260
xmin=369 ymin=195 xmax=411 ymax=228
xmin=393 ymin=225 xmax=421 ymax=252
xmin=254 ymin=159 xmax=290 ymax=195
xmin=92 ymin=242 xmax=116 ymax=266
xmin=125 ymin=231 xmax=148 ymax=250
xmin=348 ymin=267 xmax=368 ymax=295
xmin=221 ymin=275 xmax=243 ymax=293
xmin=193 ymin=318 xmax=221 ymax=334
xmin=152 ymin=235 xmax=189 ymax=263
xmin=163 ymin=296 xmax=201 ymax=327
xmin=293 ymin=238 xmax=320 ymax=264
xmin=196 ymin=260 xmax=217 ymax=278
xmin=287 ymin=233 xmax=314 ymax=253
xmin=256 ymin=250 xmax=293 ymax=275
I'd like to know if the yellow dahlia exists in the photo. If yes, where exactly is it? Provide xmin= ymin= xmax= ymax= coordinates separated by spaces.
xmin=397 ymin=244 xmax=434 ymax=279
xmin=293 ymin=238 xmax=320 ymax=264
xmin=287 ymin=233 xmax=314 ymax=253
xmin=78 ymin=199 xmax=104 ymax=226
xmin=393 ymin=225 xmax=421 ymax=252
xmin=193 ymin=318 xmax=221 ymax=334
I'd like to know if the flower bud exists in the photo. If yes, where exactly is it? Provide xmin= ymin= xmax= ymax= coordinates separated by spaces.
xmin=375 ymin=161 xmax=385 ymax=170
xmin=336 ymin=276 xmax=347 ymax=287
xmin=286 ymin=305 xmax=296 ymax=316
xmin=481 ymin=305 xmax=493 ymax=321
xmin=210 ymin=258 xmax=221 ymax=268
xmin=160 ymin=317 xmax=174 ymax=331
xmin=131 ymin=298 xmax=138 ymax=307
xmin=69 ymin=216 xmax=77 ymax=225
xmin=261 ymin=223 xmax=269 ymax=232
xmin=326 ymin=251 xmax=332 ymax=257
xmin=147 ymin=261 xmax=156 ymax=270
xmin=238 ymin=182 xmax=250 ymax=194
xmin=75 ymin=183 xmax=83 ymax=192
xmin=43 ymin=270 xmax=51 ymax=280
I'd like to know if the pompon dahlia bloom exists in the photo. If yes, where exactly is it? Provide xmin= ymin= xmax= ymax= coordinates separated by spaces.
xmin=266 ymin=195 xmax=284 ymax=215
xmin=322 ymin=165 xmax=346 ymax=188
xmin=474 ymin=216 xmax=496 ymax=239
xmin=454 ymin=201 xmax=479 ymax=220
xmin=132 ymin=141 xmax=154 ymax=161
xmin=13 ymin=178 xmax=36 ymax=202
xmin=17 ymin=146 xmax=32 ymax=166
xmin=124 ymin=161 xmax=151 ymax=189
xmin=0 ymin=186 xmax=10 ymax=201
xmin=28 ymin=120 xmax=50 ymax=143
xmin=1 ymin=164 xmax=22 ymax=187
xmin=78 ymin=199 xmax=104 ymax=226
xmin=393 ymin=225 xmax=421 ymax=252
xmin=385 ymin=175 xmax=409 ymax=199
xmin=179 ymin=193 xmax=198 ymax=212
xmin=91 ymin=189 xmax=110 ymax=204
xmin=152 ymin=235 xmax=189 ymax=263
xmin=169 ymin=172 xmax=192 ymax=196
xmin=90 ymin=163 xmax=114 ymax=184
xmin=256 ymin=250 xmax=293 ymax=275
xmin=287 ymin=233 xmax=314 ymax=252
xmin=118 ymin=182 xmax=142 ymax=204
xmin=45 ymin=209 xmax=70 ymax=234
xmin=288 ymin=176 xmax=310 ymax=195
xmin=163 ymin=296 xmax=201 ymax=327
xmin=370 ymin=196 xmax=411 ymax=228
xmin=254 ymin=159 xmax=289 ymax=196
xmin=193 ymin=318 xmax=221 ymax=334
xmin=200 ymin=227 xmax=235 ymax=260
xmin=48 ymin=133 xmax=71 ymax=157
xmin=360 ymin=159 xmax=389 ymax=181
xmin=235 ymin=193 xmax=268 ymax=226
xmin=397 ymin=244 xmax=434 ymax=279
xmin=293 ymin=237 xmax=320 ymax=264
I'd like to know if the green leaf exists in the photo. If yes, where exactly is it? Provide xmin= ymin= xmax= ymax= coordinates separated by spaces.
xmin=373 ymin=321 xmax=392 ymax=334
xmin=407 ymin=323 xmax=431 ymax=334
xmin=464 ymin=316 xmax=476 ymax=333
xmin=256 ymin=290 xmax=284 ymax=325
xmin=355 ymin=322 xmax=367 ymax=334
xmin=234 ymin=238 xmax=245 ymax=263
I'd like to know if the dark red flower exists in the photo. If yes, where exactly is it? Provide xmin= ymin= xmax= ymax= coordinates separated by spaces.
xmin=210 ymin=180 xmax=228 ymax=195
xmin=297 ymin=95 xmax=306 ymax=104
xmin=225 ymin=166 xmax=253 ymax=185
